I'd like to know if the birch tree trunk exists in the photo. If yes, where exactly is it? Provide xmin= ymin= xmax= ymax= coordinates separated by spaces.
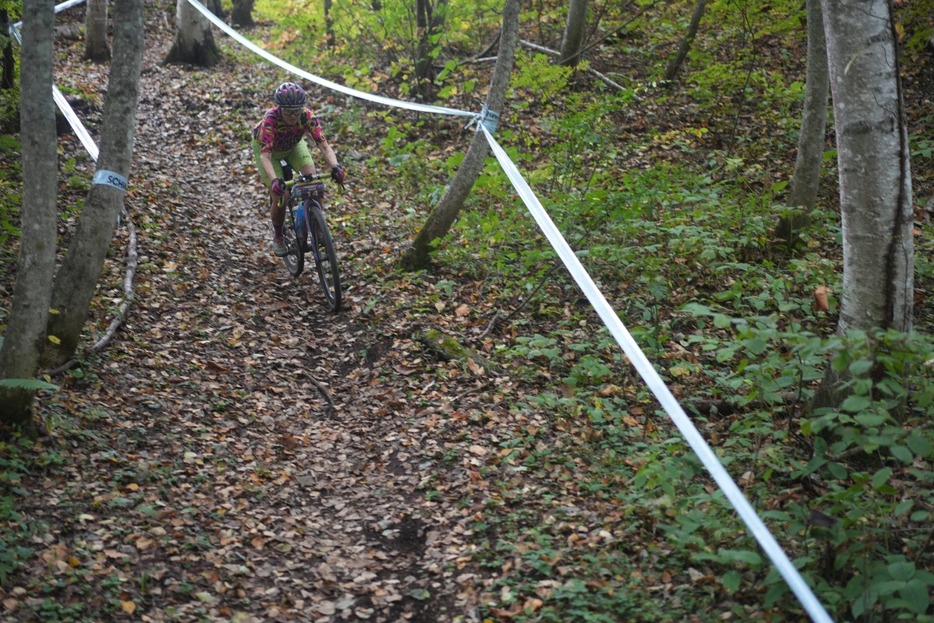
xmin=0 ymin=0 xmax=57 ymax=436
xmin=821 ymin=0 xmax=913 ymax=335
xmin=164 ymin=0 xmax=221 ymax=67
xmin=812 ymin=0 xmax=914 ymax=410
xmin=84 ymin=0 xmax=110 ymax=62
xmin=776 ymin=0 xmax=829 ymax=242
xmin=44 ymin=0 xmax=145 ymax=368
xmin=400 ymin=0 xmax=520 ymax=270
xmin=558 ymin=0 xmax=588 ymax=67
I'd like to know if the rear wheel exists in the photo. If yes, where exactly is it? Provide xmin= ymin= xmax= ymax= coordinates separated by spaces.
xmin=307 ymin=203 xmax=342 ymax=311
xmin=280 ymin=202 xmax=304 ymax=277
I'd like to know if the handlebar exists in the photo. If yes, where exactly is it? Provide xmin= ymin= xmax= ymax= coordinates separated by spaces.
xmin=285 ymin=173 xmax=344 ymax=197
xmin=285 ymin=173 xmax=322 ymax=187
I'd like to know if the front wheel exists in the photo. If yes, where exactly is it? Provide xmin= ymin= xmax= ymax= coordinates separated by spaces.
xmin=280 ymin=201 xmax=304 ymax=277
xmin=306 ymin=203 xmax=342 ymax=312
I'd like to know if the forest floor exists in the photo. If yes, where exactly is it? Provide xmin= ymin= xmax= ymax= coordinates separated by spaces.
xmin=1 ymin=6 xmax=567 ymax=623
xmin=1 ymin=2 xmax=933 ymax=623
xmin=3 ymin=11 xmax=503 ymax=623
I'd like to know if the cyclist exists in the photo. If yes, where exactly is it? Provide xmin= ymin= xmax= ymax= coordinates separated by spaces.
xmin=251 ymin=82 xmax=346 ymax=256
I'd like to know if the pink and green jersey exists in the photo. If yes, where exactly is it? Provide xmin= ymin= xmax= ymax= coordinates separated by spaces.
xmin=252 ymin=107 xmax=325 ymax=153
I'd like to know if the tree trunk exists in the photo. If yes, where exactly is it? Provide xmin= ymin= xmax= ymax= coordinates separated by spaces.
xmin=414 ymin=0 xmax=447 ymax=99
xmin=204 ymin=0 xmax=224 ymax=18
xmin=558 ymin=0 xmax=588 ymax=67
xmin=164 ymin=0 xmax=221 ymax=67
xmin=822 ymin=0 xmax=913 ymax=334
xmin=777 ymin=0 xmax=829 ymax=243
xmin=663 ymin=0 xmax=709 ymax=81
xmin=0 ymin=0 xmax=57 ymax=437
xmin=1 ymin=10 xmax=15 ymax=90
xmin=83 ymin=0 xmax=110 ymax=62
xmin=231 ymin=0 xmax=255 ymax=27
xmin=44 ymin=0 xmax=145 ymax=368
xmin=812 ymin=0 xmax=914 ymax=409
xmin=400 ymin=0 xmax=520 ymax=271
xmin=324 ymin=0 xmax=334 ymax=49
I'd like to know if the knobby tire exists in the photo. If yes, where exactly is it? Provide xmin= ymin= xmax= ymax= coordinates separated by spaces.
xmin=280 ymin=199 xmax=304 ymax=277
xmin=306 ymin=202 xmax=341 ymax=312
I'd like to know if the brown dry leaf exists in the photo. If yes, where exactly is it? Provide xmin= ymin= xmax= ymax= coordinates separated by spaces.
xmin=121 ymin=601 xmax=137 ymax=615
xmin=813 ymin=285 xmax=830 ymax=312
xmin=523 ymin=597 xmax=544 ymax=612
xmin=468 ymin=444 xmax=488 ymax=456
xmin=206 ymin=360 xmax=229 ymax=373
xmin=135 ymin=536 xmax=155 ymax=551
xmin=466 ymin=358 xmax=485 ymax=376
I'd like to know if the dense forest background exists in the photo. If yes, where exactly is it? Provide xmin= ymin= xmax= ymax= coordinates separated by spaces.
xmin=0 ymin=0 xmax=932 ymax=621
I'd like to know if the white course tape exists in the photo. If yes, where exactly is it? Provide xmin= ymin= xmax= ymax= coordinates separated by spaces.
xmin=186 ymin=0 xmax=476 ymax=120
xmin=10 ymin=1 xmax=100 ymax=160
xmin=52 ymin=84 xmax=99 ymax=161
xmin=479 ymin=125 xmax=835 ymax=623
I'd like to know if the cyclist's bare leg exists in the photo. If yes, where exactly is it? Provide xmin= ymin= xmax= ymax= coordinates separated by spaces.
xmin=270 ymin=187 xmax=285 ymax=236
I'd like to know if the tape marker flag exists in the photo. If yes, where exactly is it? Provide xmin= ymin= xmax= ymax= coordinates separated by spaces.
xmin=92 ymin=169 xmax=128 ymax=191
xmin=479 ymin=125 xmax=835 ymax=623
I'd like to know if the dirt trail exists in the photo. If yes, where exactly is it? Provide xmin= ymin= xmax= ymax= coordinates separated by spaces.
xmin=12 ymin=6 xmax=492 ymax=623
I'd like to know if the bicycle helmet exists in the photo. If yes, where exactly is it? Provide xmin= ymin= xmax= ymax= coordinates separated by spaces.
xmin=274 ymin=82 xmax=307 ymax=108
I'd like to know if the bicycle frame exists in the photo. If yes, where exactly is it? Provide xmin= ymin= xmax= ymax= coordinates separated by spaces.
xmin=280 ymin=174 xmax=342 ymax=311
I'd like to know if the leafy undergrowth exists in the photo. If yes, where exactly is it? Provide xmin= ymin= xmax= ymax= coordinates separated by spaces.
xmin=1 ymin=1 xmax=933 ymax=622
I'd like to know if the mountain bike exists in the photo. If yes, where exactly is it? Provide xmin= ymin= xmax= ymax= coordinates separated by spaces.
xmin=279 ymin=171 xmax=342 ymax=312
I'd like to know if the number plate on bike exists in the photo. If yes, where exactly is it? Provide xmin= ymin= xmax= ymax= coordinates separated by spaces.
xmin=293 ymin=181 xmax=325 ymax=200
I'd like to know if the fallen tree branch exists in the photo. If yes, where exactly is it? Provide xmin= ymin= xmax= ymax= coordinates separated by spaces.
xmin=45 ymin=207 xmax=138 ymax=377
xmin=307 ymin=373 xmax=336 ymax=417
xmin=518 ymin=40 xmax=628 ymax=92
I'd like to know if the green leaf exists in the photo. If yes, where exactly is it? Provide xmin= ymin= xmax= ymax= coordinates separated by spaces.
xmin=827 ymin=461 xmax=848 ymax=479
xmin=408 ymin=588 xmax=431 ymax=601
xmin=875 ymin=579 xmax=906 ymax=596
xmin=840 ymin=394 xmax=871 ymax=413
xmin=721 ymin=570 xmax=742 ymax=594
xmin=0 ymin=378 xmax=60 ymax=392
xmin=851 ymin=590 xmax=873 ymax=619
xmin=719 ymin=549 xmax=763 ymax=566
xmin=900 ymin=579 xmax=931 ymax=614
xmin=854 ymin=411 xmax=888 ymax=427
xmin=848 ymin=359 xmax=874 ymax=375
xmin=889 ymin=445 xmax=913 ymax=464
xmin=871 ymin=467 xmax=893 ymax=490
xmin=906 ymin=431 xmax=933 ymax=458
xmin=889 ymin=561 xmax=916 ymax=582
xmin=713 ymin=314 xmax=732 ymax=329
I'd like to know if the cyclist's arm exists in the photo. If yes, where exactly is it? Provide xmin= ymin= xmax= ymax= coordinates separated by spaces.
xmin=259 ymin=151 xmax=279 ymax=182
xmin=316 ymin=138 xmax=339 ymax=170
xmin=306 ymin=117 xmax=339 ymax=170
